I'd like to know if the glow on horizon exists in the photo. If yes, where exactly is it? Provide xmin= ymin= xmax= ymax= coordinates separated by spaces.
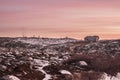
xmin=0 ymin=0 xmax=120 ymax=39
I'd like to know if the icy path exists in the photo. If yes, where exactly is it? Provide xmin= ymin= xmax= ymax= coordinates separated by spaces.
xmin=33 ymin=59 xmax=51 ymax=80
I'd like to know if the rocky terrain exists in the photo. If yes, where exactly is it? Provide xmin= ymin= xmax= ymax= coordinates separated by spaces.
xmin=0 ymin=37 xmax=120 ymax=80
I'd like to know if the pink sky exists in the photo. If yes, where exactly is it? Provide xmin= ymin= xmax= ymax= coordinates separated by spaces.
xmin=0 ymin=0 xmax=120 ymax=39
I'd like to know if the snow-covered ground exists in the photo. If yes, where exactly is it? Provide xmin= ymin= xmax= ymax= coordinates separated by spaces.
xmin=3 ymin=75 xmax=20 ymax=80
xmin=100 ymin=73 xmax=120 ymax=80
xmin=33 ymin=59 xmax=51 ymax=80
xmin=16 ymin=38 xmax=77 ymax=46
xmin=0 ymin=37 xmax=120 ymax=80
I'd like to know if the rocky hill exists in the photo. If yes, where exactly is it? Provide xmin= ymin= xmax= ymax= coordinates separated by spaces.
xmin=0 ymin=37 xmax=120 ymax=80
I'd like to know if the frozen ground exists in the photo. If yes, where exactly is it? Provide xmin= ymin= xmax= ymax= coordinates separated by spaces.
xmin=100 ymin=73 xmax=120 ymax=80
xmin=0 ymin=37 xmax=120 ymax=80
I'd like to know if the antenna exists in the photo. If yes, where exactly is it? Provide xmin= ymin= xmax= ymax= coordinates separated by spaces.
xmin=22 ymin=27 xmax=26 ymax=38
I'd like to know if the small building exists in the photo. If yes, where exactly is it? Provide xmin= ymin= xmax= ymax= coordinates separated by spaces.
xmin=84 ymin=36 xmax=99 ymax=42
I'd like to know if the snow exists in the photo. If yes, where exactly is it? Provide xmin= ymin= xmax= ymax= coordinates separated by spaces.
xmin=79 ymin=61 xmax=88 ymax=66
xmin=3 ymin=75 xmax=20 ymax=80
xmin=16 ymin=38 xmax=76 ymax=46
xmin=99 ymin=73 xmax=120 ymax=80
xmin=60 ymin=70 xmax=72 ymax=75
xmin=39 ymin=68 xmax=51 ymax=80
xmin=33 ymin=59 xmax=51 ymax=80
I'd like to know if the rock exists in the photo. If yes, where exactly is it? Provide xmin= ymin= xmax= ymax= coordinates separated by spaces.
xmin=72 ymin=72 xmax=82 ymax=80
xmin=0 ymin=65 xmax=7 ymax=71
xmin=0 ymin=58 xmax=2 ymax=63
xmin=59 ymin=70 xmax=73 ymax=80
xmin=0 ymin=77 xmax=5 ymax=80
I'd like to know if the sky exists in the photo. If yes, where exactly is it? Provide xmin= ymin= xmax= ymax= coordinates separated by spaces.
xmin=0 ymin=0 xmax=120 ymax=39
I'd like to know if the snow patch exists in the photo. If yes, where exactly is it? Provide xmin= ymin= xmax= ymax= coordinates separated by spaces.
xmin=33 ymin=59 xmax=51 ymax=80
xmin=79 ymin=61 xmax=88 ymax=66
xmin=3 ymin=75 xmax=20 ymax=80
xmin=99 ymin=73 xmax=120 ymax=80
xmin=16 ymin=38 xmax=76 ymax=46
xmin=60 ymin=70 xmax=72 ymax=75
